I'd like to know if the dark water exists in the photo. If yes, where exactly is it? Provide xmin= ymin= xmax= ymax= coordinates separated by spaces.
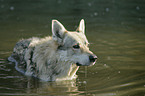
xmin=0 ymin=0 xmax=145 ymax=95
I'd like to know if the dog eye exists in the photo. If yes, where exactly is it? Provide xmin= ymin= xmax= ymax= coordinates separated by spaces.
xmin=73 ymin=44 xmax=80 ymax=49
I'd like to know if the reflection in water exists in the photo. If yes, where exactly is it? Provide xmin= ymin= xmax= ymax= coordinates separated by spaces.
xmin=0 ymin=59 xmax=91 ymax=95
xmin=25 ymin=78 xmax=79 ymax=95
xmin=0 ymin=0 xmax=145 ymax=95
xmin=0 ymin=59 xmax=80 ymax=95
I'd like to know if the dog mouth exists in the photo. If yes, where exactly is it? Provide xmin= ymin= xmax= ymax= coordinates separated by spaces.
xmin=76 ymin=62 xmax=96 ymax=66
xmin=76 ymin=62 xmax=82 ymax=66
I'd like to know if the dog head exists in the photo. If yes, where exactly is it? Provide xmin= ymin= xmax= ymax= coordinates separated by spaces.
xmin=52 ymin=19 xmax=97 ymax=66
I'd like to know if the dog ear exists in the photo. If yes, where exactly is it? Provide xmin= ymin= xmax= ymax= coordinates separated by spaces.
xmin=52 ymin=20 xmax=67 ymax=44
xmin=76 ymin=19 xmax=85 ymax=34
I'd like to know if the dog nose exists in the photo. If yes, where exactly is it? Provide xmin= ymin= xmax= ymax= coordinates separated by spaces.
xmin=89 ymin=55 xmax=97 ymax=62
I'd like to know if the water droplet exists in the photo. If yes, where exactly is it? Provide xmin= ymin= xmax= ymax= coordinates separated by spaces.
xmin=136 ymin=6 xmax=140 ymax=10
xmin=88 ymin=3 xmax=92 ymax=7
xmin=94 ymin=12 xmax=98 ymax=16
xmin=83 ymin=81 xmax=87 ymax=84
xmin=104 ymin=64 xmax=107 ymax=66
xmin=106 ymin=8 xmax=109 ymax=12
xmin=10 ymin=6 xmax=14 ymax=10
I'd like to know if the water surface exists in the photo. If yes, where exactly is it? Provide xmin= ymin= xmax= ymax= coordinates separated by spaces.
xmin=0 ymin=0 xmax=145 ymax=96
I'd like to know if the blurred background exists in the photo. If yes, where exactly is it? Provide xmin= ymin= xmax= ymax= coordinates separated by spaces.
xmin=0 ymin=0 xmax=145 ymax=96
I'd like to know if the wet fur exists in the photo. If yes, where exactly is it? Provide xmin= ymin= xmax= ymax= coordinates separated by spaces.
xmin=8 ymin=19 xmax=96 ymax=81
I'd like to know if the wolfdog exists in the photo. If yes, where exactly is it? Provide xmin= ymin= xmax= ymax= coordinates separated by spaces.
xmin=8 ymin=19 xmax=97 ymax=81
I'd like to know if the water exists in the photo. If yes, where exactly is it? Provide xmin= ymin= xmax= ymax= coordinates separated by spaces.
xmin=0 ymin=0 xmax=145 ymax=95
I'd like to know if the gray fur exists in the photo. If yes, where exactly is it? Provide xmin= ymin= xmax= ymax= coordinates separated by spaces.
xmin=8 ymin=19 xmax=97 ymax=81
